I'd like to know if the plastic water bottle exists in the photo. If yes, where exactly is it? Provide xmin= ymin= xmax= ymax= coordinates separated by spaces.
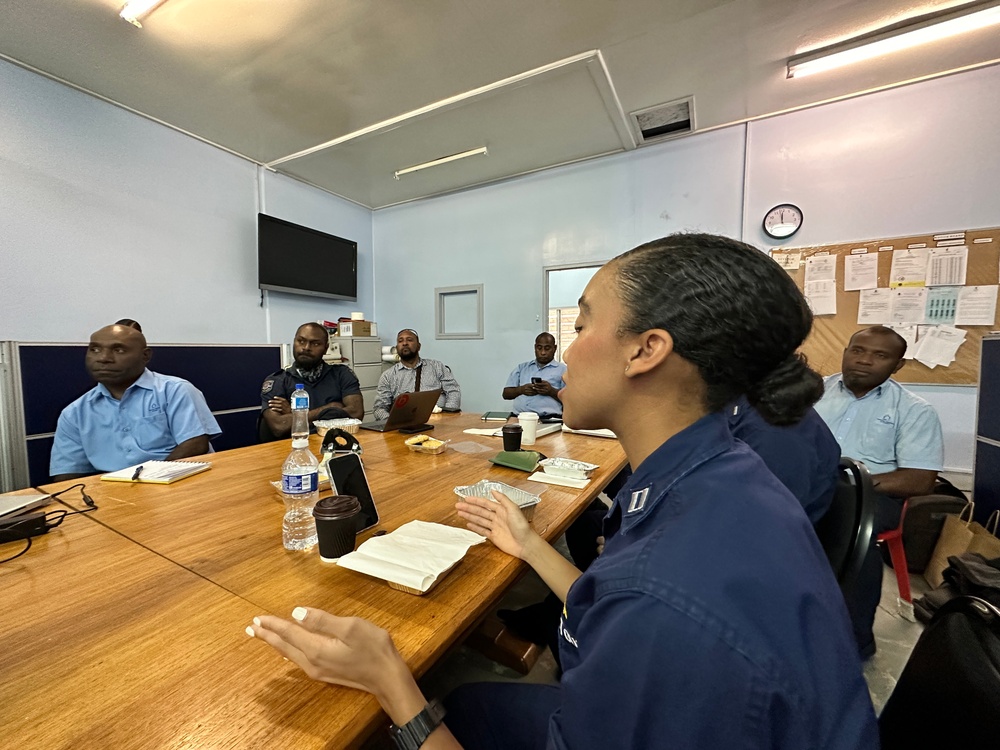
xmin=291 ymin=383 xmax=309 ymax=441
xmin=281 ymin=438 xmax=319 ymax=550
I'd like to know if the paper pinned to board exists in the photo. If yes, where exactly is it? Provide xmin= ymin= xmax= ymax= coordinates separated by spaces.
xmin=857 ymin=288 xmax=892 ymax=325
xmin=911 ymin=325 xmax=966 ymax=369
xmin=890 ymin=288 xmax=928 ymax=325
xmin=805 ymin=280 xmax=837 ymax=316
xmin=955 ymin=285 xmax=999 ymax=326
xmin=804 ymin=255 xmax=836 ymax=284
xmin=844 ymin=253 xmax=878 ymax=291
xmin=926 ymin=246 xmax=968 ymax=287
xmin=889 ymin=248 xmax=929 ymax=287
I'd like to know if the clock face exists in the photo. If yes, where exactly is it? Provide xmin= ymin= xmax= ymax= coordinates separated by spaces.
xmin=763 ymin=204 xmax=803 ymax=239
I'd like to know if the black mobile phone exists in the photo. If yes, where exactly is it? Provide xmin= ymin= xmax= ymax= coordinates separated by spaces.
xmin=325 ymin=453 xmax=380 ymax=534
xmin=531 ymin=377 xmax=543 ymax=384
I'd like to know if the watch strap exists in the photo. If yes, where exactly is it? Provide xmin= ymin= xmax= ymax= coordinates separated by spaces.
xmin=389 ymin=699 xmax=446 ymax=750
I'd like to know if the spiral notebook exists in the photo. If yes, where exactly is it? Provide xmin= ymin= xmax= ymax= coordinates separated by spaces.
xmin=101 ymin=460 xmax=211 ymax=484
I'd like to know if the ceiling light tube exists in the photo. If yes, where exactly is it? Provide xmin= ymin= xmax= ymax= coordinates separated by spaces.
xmin=394 ymin=147 xmax=488 ymax=180
xmin=120 ymin=0 xmax=169 ymax=28
xmin=787 ymin=0 xmax=1000 ymax=78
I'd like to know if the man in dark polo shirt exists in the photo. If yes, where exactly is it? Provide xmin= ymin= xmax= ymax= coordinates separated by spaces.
xmin=260 ymin=322 xmax=364 ymax=438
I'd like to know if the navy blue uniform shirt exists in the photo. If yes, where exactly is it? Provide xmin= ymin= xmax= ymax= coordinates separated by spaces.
xmin=260 ymin=364 xmax=362 ymax=427
xmin=552 ymin=413 xmax=878 ymax=749
xmin=729 ymin=396 xmax=841 ymax=524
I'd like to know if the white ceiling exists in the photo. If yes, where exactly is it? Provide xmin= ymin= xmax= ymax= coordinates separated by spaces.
xmin=2 ymin=0 xmax=998 ymax=208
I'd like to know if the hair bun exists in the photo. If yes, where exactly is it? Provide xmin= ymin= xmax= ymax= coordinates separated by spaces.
xmin=746 ymin=354 xmax=824 ymax=426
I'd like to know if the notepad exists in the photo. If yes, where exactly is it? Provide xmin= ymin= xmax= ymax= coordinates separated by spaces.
xmin=481 ymin=411 xmax=511 ymax=421
xmin=101 ymin=460 xmax=211 ymax=484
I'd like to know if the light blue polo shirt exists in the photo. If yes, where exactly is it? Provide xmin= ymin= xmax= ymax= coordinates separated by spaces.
xmin=50 ymin=369 xmax=222 ymax=475
xmin=504 ymin=359 xmax=566 ymax=416
xmin=814 ymin=374 xmax=943 ymax=475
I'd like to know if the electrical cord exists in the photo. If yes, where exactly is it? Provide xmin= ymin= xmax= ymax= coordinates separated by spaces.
xmin=0 ymin=484 xmax=98 ymax=565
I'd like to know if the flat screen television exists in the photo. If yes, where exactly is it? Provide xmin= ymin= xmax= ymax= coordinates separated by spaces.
xmin=257 ymin=213 xmax=358 ymax=300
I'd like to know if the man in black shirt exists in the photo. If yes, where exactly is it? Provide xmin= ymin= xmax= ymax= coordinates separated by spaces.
xmin=260 ymin=322 xmax=364 ymax=437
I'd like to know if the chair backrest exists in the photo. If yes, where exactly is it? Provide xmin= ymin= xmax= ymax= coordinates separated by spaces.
xmin=814 ymin=457 xmax=877 ymax=593
xmin=878 ymin=595 xmax=1000 ymax=749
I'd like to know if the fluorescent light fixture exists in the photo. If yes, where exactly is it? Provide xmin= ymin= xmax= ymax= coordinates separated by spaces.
xmin=120 ymin=0 xmax=169 ymax=28
xmin=394 ymin=147 xmax=488 ymax=180
xmin=787 ymin=0 xmax=1000 ymax=78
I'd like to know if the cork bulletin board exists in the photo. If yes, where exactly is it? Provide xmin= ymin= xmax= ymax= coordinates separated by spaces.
xmin=773 ymin=226 xmax=1000 ymax=385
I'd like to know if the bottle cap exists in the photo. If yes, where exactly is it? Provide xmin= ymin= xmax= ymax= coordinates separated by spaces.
xmin=291 ymin=438 xmax=309 ymax=449
xmin=296 ymin=383 xmax=304 ymax=389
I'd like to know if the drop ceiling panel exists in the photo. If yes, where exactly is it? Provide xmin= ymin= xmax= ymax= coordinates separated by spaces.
xmin=276 ymin=58 xmax=632 ymax=207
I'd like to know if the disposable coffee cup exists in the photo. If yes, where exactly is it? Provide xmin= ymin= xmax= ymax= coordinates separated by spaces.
xmin=313 ymin=495 xmax=362 ymax=562
xmin=518 ymin=412 xmax=539 ymax=446
xmin=501 ymin=423 xmax=523 ymax=452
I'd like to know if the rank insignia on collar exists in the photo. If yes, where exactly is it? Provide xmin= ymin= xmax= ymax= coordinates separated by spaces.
xmin=627 ymin=487 xmax=650 ymax=514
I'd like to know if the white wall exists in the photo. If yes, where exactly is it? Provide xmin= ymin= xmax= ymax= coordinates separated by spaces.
xmin=744 ymin=64 xmax=1000 ymax=473
xmin=0 ymin=59 xmax=373 ymax=347
xmin=3 ymin=52 xmax=994 ymax=472
xmin=258 ymin=172 xmax=374 ymax=345
xmin=372 ymin=126 xmax=747 ymax=413
xmin=374 ymin=64 xmax=1000 ymax=472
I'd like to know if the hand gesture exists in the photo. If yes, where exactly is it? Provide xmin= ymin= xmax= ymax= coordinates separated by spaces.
xmin=247 ymin=606 xmax=404 ymax=695
xmin=456 ymin=489 xmax=536 ymax=560
xmin=268 ymin=396 xmax=291 ymax=415
xmin=521 ymin=383 xmax=537 ymax=396
xmin=534 ymin=380 xmax=557 ymax=397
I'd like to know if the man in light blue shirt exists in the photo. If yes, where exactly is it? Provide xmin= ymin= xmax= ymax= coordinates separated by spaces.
xmin=50 ymin=324 xmax=221 ymax=480
xmin=502 ymin=333 xmax=566 ymax=417
xmin=815 ymin=325 xmax=943 ymax=657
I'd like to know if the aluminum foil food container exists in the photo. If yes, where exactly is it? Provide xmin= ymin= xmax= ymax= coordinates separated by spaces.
xmin=538 ymin=457 xmax=599 ymax=479
xmin=453 ymin=480 xmax=541 ymax=512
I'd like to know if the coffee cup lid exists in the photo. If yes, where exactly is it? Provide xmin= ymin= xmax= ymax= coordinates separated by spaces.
xmin=518 ymin=412 xmax=539 ymax=421
xmin=501 ymin=423 xmax=522 ymax=432
xmin=313 ymin=495 xmax=361 ymax=519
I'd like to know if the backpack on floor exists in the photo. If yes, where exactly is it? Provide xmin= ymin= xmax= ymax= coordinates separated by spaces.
xmin=879 ymin=595 xmax=1000 ymax=749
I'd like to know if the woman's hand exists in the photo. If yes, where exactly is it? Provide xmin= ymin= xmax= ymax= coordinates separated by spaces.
xmin=455 ymin=489 xmax=537 ymax=560
xmin=247 ymin=606 xmax=407 ymax=698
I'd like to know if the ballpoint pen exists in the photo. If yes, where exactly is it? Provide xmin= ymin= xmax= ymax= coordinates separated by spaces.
xmin=131 ymin=465 xmax=144 ymax=481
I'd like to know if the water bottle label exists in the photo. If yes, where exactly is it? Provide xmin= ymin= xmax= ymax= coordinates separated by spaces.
xmin=291 ymin=394 xmax=309 ymax=410
xmin=282 ymin=472 xmax=317 ymax=493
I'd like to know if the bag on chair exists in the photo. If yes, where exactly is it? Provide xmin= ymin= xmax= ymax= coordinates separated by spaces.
xmin=925 ymin=501 xmax=975 ymax=588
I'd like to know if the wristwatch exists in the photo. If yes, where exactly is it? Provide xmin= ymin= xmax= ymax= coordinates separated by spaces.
xmin=388 ymin=699 xmax=446 ymax=750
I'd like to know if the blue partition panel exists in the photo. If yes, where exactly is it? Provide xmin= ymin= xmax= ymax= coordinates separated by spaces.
xmin=973 ymin=440 xmax=1000 ymax=524
xmin=979 ymin=337 xmax=1000 ymax=443
xmin=17 ymin=343 xmax=280 ymax=486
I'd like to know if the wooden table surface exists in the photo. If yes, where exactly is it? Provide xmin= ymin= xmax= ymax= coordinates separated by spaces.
xmin=1 ymin=413 xmax=625 ymax=749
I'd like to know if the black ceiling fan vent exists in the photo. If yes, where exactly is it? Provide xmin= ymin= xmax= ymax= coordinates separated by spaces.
xmin=631 ymin=96 xmax=695 ymax=144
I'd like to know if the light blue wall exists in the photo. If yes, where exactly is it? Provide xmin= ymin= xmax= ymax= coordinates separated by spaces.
xmin=373 ymin=126 xmax=747 ymax=414
xmin=744 ymin=64 xmax=1000 ymax=473
xmin=3 ymin=51 xmax=996 ymax=472
xmin=0 ymin=58 xmax=373 ymax=347
xmin=258 ymin=172 xmax=374 ymax=346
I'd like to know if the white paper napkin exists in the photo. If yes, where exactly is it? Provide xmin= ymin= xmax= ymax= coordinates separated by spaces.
xmin=337 ymin=520 xmax=486 ymax=593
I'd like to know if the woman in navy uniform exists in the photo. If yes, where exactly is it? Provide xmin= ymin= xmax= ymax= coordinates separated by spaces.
xmin=247 ymin=234 xmax=878 ymax=750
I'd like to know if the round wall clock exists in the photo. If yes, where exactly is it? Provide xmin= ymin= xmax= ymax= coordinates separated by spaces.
xmin=762 ymin=204 xmax=803 ymax=239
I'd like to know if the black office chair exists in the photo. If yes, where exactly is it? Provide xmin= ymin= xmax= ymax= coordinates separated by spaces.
xmin=878 ymin=595 xmax=1000 ymax=749
xmin=814 ymin=456 xmax=877 ymax=594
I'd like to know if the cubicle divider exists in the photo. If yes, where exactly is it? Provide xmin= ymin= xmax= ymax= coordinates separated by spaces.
xmin=0 ymin=342 xmax=281 ymax=490
xmin=974 ymin=334 xmax=1000 ymax=523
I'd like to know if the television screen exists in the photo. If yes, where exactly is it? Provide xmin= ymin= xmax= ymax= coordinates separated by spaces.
xmin=257 ymin=213 xmax=358 ymax=300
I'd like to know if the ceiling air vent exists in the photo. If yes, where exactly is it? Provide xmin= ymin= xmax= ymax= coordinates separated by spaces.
xmin=630 ymin=96 xmax=695 ymax=145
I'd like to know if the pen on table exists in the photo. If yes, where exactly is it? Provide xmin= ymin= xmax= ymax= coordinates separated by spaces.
xmin=132 ymin=465 xmax=144 ymax=481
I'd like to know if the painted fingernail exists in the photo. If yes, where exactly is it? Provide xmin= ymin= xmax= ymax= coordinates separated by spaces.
xmin=245 ymin=625 xmax=255 ymax=638
xmin=292 ymin=606 xmax=307 ymax=622
xmin=253 ymin=616 xmax=262 ymax=627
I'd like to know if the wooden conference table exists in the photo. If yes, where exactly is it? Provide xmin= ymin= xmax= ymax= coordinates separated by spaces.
xmin=1 ymin=414 xmax=626 ymax=749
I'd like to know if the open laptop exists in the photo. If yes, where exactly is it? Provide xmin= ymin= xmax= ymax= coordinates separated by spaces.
xmin=360 ymin=388 xmax=443 ymax=433
xmin=0 ymin=492 xmax=52 ymax=521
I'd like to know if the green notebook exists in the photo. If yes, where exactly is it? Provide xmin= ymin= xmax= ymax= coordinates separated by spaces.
xmin=489 ymin=450 xmax=546 ymax=472
xmin=482 ymin=411 xmax=512 ymax=421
